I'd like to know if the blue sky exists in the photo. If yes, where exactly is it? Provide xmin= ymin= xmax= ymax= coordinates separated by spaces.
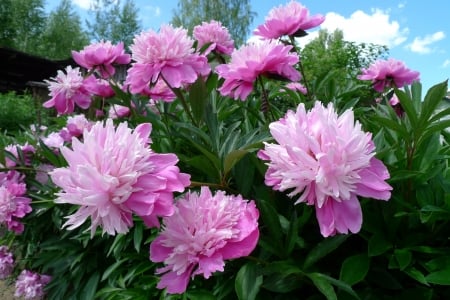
xmin=45 ymin=0 xmax=449 ymax=92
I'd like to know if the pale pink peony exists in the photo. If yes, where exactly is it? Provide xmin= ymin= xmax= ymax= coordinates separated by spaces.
xmin=4 ymin=143 xmax=35 ymax=168
xmin=254 ymin=1 xmax=325 ymax=39
xmin=0 ymin=171 xmax=32 ymax=234
xmin=42 ymin=132 xmax=65 ymax=149
xmin=216 ymin=40 xmax=300 ymax=100
xmin=59 ymin=114 xmax=93 ymax=141
xmin=43 ymin=66 xmax=93 ymax=115
xmin=284 ymin=82 xmax=308 ymax=95
xmin=193 ymin=20 xmax=235 ymax=55
xmin=0 ymin=245 xmax=14 ymax=279
xmin=108 ymin=104 xmax=131 ymax=119
xmin=14 ymin=270 xmax=51 ymax=300
xmin=72 ymin=40 xmax=131 ymax=78
xmin=49 ymin=119 xmax=190 ymax=237
xmin=125 ymin=24 xmax=210 ymax=94
xmin=358 ymin=58 xmax=420 ymax=92
xmin=258 ymin=102 xmax=392 ymax=237
xmin=150 ymin=186 xmax=260 ymax=294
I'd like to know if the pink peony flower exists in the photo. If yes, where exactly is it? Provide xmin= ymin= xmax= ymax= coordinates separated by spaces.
xmin=14 ymin=270 xmax=51 ymax=300
xmin=357 ymin=58 xmax=420 ymax=92
xmin=150 ymin=186 xmax=260 ymax=294
xmin=254 ymin=0 xmax=325 ymax=39
xmin=0 ymin=171 xmax=32 ymax=234
xmin=49 ymin=119 xmax=190 ymax=237
xmin=0 ymin=245 xmax=14 ymax=279
xmin=72 ymin=40 xmax=131 ymax=78
xmin=216 ymin=40 xmax=301 ymax=100
xmin=108 ymin=104 xmax=131 ymax=119
xmin=4 ymin=143 xmax=35 ymax=168
xmin=193 ymin=20 xmax=235 ymax=55
xmin=83 ymin=76 xmax=115 ymax=98
xmin=42 ymin=132 xmax=65 ymax=149
xmin=284 ymin=82 xmax=308 ymax=95
xmin=258 ymin=102 xmax=392 ymax=237
xmin=43 ymin=66 xmax=93 ymax=115
xmin=125 ymin=24 xmax=210 ymax=94
xmin=59 ymin=114 xmax=93 ymax=141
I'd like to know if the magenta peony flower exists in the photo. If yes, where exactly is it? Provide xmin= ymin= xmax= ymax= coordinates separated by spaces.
xmin=258 ymin=102 xmax=392 ymax=237
xmin=193 ymin=20 xmax=235 ymax=55
xmin=125 ymin=24 xmax=210 ymax=94
xmin=0 ymin=245 xmax=14 ymax=279
xmin=59 ymin=114 xmax=93 ymax=141
xmin=83 ymin=75 xmax=115 ymax=98
xmin=357 ymin=58 xmax=420 ymax=92
xmin=254 ymin=0 xmax=325 ymax=39
xmin=150 ymin=186 xmax=260 ymax=294
xmin=108 ymin=104 xmax=131 ymax=119
xmin=72 ymin=40 xmax=131 ymax=78
xmin=14 ymin=270 xmax=51 ymax=300
xmin=216 ymin=40 xmax=300 ymax=100
xmin=0 ymin=171 xmax=32 ymax=234
xmin=49 ymin=119 xmax=190 ymax=237
xmin=43 ymin=66 xmax=93 ymax=115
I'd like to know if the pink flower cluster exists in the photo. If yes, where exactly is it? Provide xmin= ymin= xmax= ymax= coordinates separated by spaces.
xmin=0 ymin=245 xmax=14 ymax=279
xmin=49 ymin=119 xmax=190 ymax=237
xmin=254 ymin=0 xmax=325 ymax=39
xmin=126 ymin=24 xmax=210 ymax=94
xmin=150 ymin=186 xmax=259 ymax=294
xmin=72 ymin=40 xmax=131 ymax=78
xmin=14 ymin=270 xmax=51 ymax=300
xmin=216 ymin=40 xmax=300 ymax=100
xmin=258 ymin=102 xmax=392 ymax=237
xmin=358 ymin=58 xmax=420 ymax=92
xmin=193 ymin=20 xmax=235 ymax=55
xmin=0 ymin=171 xmax=32 ymax=234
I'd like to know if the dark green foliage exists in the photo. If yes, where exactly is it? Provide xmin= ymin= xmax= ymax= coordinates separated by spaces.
xmin=0 ymin=92 xmax=37 ymax=132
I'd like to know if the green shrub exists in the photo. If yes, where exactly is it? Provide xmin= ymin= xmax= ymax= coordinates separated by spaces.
xmin=0 ymin=91 xmax=38 ymax=132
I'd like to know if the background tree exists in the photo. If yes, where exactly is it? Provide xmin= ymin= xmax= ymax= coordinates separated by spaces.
xmin=171 ymin=0 xmax=256 ymax=46
xmin=0 ymin=0 xmax=46 ymax=53
xmin=299 ymin=29 xmax=388 ymax=103
xmin=38 ymin=0 xmax=89 ymax=60
xmin=87 ymin=0 xmax=142 ymax=48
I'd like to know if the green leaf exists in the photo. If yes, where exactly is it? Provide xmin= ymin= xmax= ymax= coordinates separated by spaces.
xmin=133 ymin=221 xmax=143 ymax=253
xmin=263 ymin=260 xmax=303 ymax=276
xmin=425 ymin=269 xmax=450 ymax=285
xmin=82 ymin=272 xmax=100 ymax=300
xmin=396 ymin=88 xmax=418 ymax=127
xmin=101 ymin=258 xmax=127 ymax=281
xmin=304 ymin=235 xmax=348 ymax=269
xmin=368 ymin=233 xmax=392 ymax=256
xmin=419 ymin=80 xmax=448 ymax=126
xmin=339 ymin=254 xmax=370 ymax=285
xmin=235 ymin=262 xmax=263 ymax=300
xmin=258 ymin=199 xmax=284 ymax=254
xmin=186 ymin=290 xmax=216 ymax=300
xmin=404 ymin=267 xmax=429 ymax=286
xmin=223 ymin=149 xmax=248 ymax=176
xmin=394 ymin=249 xmax=412 ymax=270
xmin=188 ymin=77 xmax=208 ymax=123
xmin=307 ymin=273 xmax=337 ymax=300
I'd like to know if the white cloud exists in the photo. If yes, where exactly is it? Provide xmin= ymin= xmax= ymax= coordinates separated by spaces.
xmin=320 ymin=9 xmax=409 ymax=47
xmin=72 ymin=0 xmax=94 ymax=10
xmin=406 ymin=31 xmax=446 ymax=54
xmin=145 ymin=5 xmax=161 ymax=17
xmin=442 ymin=59 xmax=450 ymax=68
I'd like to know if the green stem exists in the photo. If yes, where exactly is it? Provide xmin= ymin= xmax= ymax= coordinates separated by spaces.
xmin=289 ymin=36 xmax=313 ymax=103
xmin=160 ymin=75 xmax=197 ymax=125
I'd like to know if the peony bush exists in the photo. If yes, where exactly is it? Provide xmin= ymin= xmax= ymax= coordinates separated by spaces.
xmin=1 ymin=1 xmax=450 ymax=299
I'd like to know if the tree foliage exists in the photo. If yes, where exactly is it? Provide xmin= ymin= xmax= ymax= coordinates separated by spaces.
xmin=39 ymin=0 xmax=90 ymax=60
xmin=87 ymin=0 xmax=142 ymax=48
xmin=171 ymin=0 xmax=256 ymax=46
xmin=299 ymin=29 xmax=389 ymax=102
xmin=0 ymin=0 xmax=88 ymax=60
